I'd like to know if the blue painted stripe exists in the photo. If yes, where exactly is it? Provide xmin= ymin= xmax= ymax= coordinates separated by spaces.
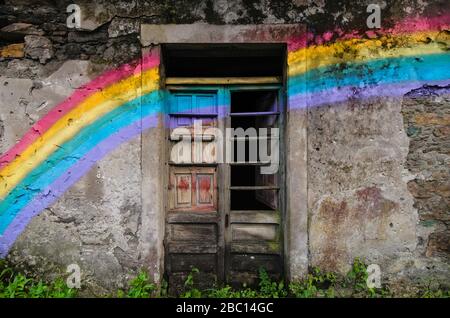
xmin=288 ymin=53 xmax=450 ymax=95
xmin=0 ymin=91 xmax=161 ymax=233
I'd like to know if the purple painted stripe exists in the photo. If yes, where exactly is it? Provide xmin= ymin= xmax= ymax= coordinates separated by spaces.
xmin=0 ymin=115 xmax=159 ymax=257
xmin=288 ymin=79 xmax=450 ymax=108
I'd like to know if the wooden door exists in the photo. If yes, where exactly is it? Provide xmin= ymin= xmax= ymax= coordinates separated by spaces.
xmin=226 ymin=89 xmax=284 ymax=286
xmin=165 ymin=90 xmax=224 ymax=293
xmin=165 ymin=87 xmax=284 ymax=292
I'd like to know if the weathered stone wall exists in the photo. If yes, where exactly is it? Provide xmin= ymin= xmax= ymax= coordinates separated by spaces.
xmin=0 ymin=1 xmax=154 ymax=295
xmin=308 ymin=97 xmax=417 ymax=273
xmin=7 ymin=137 xmax=144 ymax=293
xmin=401 ymin=86 xmax=450 ymax=286
xmin=0 ymin=0 xmax=449 ymax=294
xmin=307 ymin=89 xmax=449 ymax=293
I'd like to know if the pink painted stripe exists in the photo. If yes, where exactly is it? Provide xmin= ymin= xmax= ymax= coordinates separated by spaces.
xmin=288 ymin=13 xmax=450 ymax=51
xmin=0 ymin=53 xmax=160 ymax=170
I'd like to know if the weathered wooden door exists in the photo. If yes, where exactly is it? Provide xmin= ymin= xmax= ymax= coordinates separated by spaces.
xmin=165 ymin=89 xmax=224 ymax=293
xmin=226 ymin=88 xmax=284 ymax=286
xmin=165 ymin=87 xmax=284 ymax=292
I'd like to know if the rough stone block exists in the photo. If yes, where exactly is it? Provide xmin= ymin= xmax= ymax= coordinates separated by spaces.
xmin=0 ymin=43 xmax=24 ymax=58
xmin=24 ymin=35 xmax=54 ymax=64
xmin=108 ymin=18 xmax=139 ymax=38
xmin=1 ymin=23 xmax=44 ymax=35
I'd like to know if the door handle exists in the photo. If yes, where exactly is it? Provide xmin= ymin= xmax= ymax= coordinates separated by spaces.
xmin=225 ymin=214 xmax=229 ymax=228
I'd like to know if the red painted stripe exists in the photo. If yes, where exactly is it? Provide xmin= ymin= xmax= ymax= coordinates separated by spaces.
xmin=0 ymin=53 xmax=160 ymax=169
xmin=287 ymin=13 xmax=450 ymax=51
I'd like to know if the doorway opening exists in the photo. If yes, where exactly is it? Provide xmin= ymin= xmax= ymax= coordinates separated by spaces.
xmin=162 ymin=44 xmax=286 ymax=294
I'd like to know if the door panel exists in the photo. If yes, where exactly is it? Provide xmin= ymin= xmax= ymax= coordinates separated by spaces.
xmin=230 ymin=241 xmax=281 ymax=254
xmin=169 ymin=139 xmax=218 ymax=165
xmin=165 ymin=90 xmax=221 ymax=295
xmin=196 ymin=173 xmax=214 ymax=205
xmin=169 ymin=167 xmax=217 ymax=212
xmin=169 ymin=223 xmax=217 ymax=242
xmin=171 ymin=93 xmax=217 ymax=114
xmin=170 ymin=254 xmax=217 ymax=272
xmin=231 ymin=254 xmax=282 ymax=272
xmin=231 ymin=223 xmax=278 ymax=241
xmin=226 ymin=89 xmax=283 ymax=287
xmin=169 ymin=116 xmax=217 ymax=136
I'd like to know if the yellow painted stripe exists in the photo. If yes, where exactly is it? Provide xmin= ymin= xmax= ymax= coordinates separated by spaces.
xmin=0 ymin=68 xmax=160 ymax=199
xmin=287 ymin=31 xmax=448 ymax=77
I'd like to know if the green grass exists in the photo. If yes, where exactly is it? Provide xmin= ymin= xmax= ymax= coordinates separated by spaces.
xmin=0 ymin=261 xmax=77 ymax=298
xmin=116 ymin=271 xmax=156 ymax=298
xmin=0 ymin=258 xmax=448 ymax=298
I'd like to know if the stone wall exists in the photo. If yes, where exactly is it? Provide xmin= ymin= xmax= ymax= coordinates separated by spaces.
xmin=0 ymin=1 xmax=153 ymax=295
xmin=308 ymin=97 xmax=417 ymax=274
xmin=401 ymin=86 xmax=450 ymax=287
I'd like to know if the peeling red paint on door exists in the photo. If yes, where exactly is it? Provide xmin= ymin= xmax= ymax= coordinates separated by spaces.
xmin=169 ymin=167 xmax=217 ymax=212
xmin=199 ymin=176 xmax=211 ymax=191
xmin=198 ymin=175 xmax=213 ymax=204
xmin=178 ymin=177 xmax=190 ymax=190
